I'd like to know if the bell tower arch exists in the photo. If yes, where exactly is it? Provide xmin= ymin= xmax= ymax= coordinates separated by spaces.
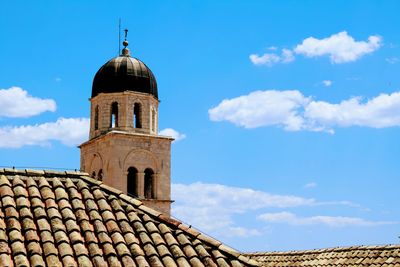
xmin=79 ymin=34 xmax=173 ymax=215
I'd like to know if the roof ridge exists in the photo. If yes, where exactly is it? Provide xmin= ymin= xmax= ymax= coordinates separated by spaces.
xmin=0 ymin=168 xmax=88 ymax=178
xmin=246 ymin=244 xmax=400 ymax=256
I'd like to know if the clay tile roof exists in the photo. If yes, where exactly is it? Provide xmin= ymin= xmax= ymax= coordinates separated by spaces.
xmin=0 ymin=169 xmax=258 ymax=267
xmin=246 ymin=245 xmax=400 ymax=266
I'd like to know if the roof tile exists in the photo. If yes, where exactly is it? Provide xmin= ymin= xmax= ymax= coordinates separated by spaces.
xmin=0 ymin=170 xmax=259 ymax=267
xmin=14 ymin=253 xmax=30 ymax=266
xmin=246 ymin=245 xmax=400 ymax=266
xmin=30 ymin=253 xmax=46 ymax=266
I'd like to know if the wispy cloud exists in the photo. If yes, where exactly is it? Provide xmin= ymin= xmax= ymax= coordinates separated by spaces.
xmin=0 ymin=117 xmax=89 ymax=148
xmin=322 ymin=80 xmax=332 ymax=87
xmin=172 ymin=182 xmax=359 ymax=237
xmin=209 ymin=90 xmax=400 ymax=133
xmin=223 ymin=227 xmax=262 ymax=238
xmin=0 ymin=87 xmax=56 ymax=118
xmin=250 ymin=31 xmax=382 ymax=66
xmin=172 ymin=182 xmax=315 ymax=237
xmin=159 ymin=128 xmax=186 ymax=142
xmin=258 ymin=212 xmax=397 ymax=227
xmin=304 ymin=182 xmax=317 ymax=189
xmin=386 ymin=57 xmax=399 ymax=64
xmin=250 ymin=48 xmax=294 ymax=66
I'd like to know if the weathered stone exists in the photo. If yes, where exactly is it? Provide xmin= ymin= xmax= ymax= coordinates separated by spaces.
xmin=79 ymin=91 xmax=173 ymax=215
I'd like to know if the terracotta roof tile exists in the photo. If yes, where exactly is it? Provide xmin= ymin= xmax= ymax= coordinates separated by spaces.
xmin=14 ymin=253 xmax=30 ymax=266
xmin=45 ymin=254 xmax=61 ymax=266
xmin=92 ymin=255 xmax=108 ymax=267
xmin=30 ymin=253 xmax=46 ymax=266
xmin=77 ymin=255 xmax=93 ymax=267
xmin=247 ymin=245 xmax=400 ymax=266
xmin=0 ymin=170 xmax=257 ymax=266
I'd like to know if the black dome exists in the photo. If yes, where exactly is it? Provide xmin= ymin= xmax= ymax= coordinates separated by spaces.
xmin=92 ymin=56 xmax=158 ymax=98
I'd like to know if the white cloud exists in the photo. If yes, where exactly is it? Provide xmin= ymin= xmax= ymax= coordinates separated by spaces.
xmin=258 ymin=212 xmax=397 ymax=227
xmin=0 ymin=117 xmax=89 ymax=148
xmin=209 ymin=90 xmax=310 ymax=131
xmin=223 ymin=227 xmax=262 ymax=238
xmin=386 ymin=57 xmax=399 ymax=64
xmin=304 ymin=182 xmax=317 ymax=189
xmin=294 ymin=31 xmax=382 ymax=64
xmin=250 ymin=32 xmax=381 ymax=66
xmin=172 ymin=182 xmax=363 ymax=238
xmin=0 ymin=87 xmax=56 ymax=118
xmin=209 ymin=90 xmax=400 ymax=133
xmin=172 ymin=182 xmax=316 ymax=237
xmin=322 ymin=80 xmax=332 ymax=87
xmin=249 ymin=53 xmax=281 ymax=66
xmin=281 ymin=48 xmax=295 ymax=63
xmin=250 ymin=49 xmax=295 ymax=66
xmin=305 ymin=92 xmax=400 ymax=129
xmin=159 ymin=128 xmax=186 ymax=141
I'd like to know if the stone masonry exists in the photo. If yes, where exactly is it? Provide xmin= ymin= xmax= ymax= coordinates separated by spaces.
xmin=80 ymin=91 xmax=174 ymax=215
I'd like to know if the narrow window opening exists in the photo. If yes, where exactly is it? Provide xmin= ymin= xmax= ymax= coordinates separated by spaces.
xmin=97 ymin=169 xmax=103 ymax=181
xmin=151 ymin=109 xmax=156 ymax=133
xmin=127 ymin=167 xmax=138 ymax=197
xmin=133 ymin=103 xmax=142 ymax=128
xmin=144 ymin=168 xmax=154 ymax=199
xmin=91 ymin=171 xmax=96 ymax=179
xmin=111 ymin=102 xmax=118 ymax=128
xmin=94 ymin=106 xmax=99 ymax=130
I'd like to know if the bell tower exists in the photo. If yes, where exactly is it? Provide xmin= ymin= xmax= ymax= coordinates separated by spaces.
xmin=79 ymin=32 xmax=173 ymax=215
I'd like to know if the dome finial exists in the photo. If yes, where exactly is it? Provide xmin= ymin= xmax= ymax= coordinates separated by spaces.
xmin=121 ymin=28 xmax=130 ymax=56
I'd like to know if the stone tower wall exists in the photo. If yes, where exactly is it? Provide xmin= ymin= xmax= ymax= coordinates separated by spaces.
xmin=81 ymin=92 xmax=173 ymax=215
xmin=80 ymin=132 xmax=173 ymax=215
xmin=89 ymin=91 xmax=159 ymax=139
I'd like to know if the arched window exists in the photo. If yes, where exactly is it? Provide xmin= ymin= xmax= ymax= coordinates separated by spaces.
xmin=94 ymin=105 xmax=99 ymax=130
xmin=110 ymin=102 xmax=118 ymax=128
xmin=144 ymin=168 xmax=154 ymax=199
xmin=133 ymin=103 xmax=142 ymax=128
xmin=91 ymin=171 xmax=96 ymax=179
xmin=151 ymin=108 xmax=156 ymax=133
xmin=97 ymin=169 xmax=103 ymax=181
xmin=127 ymin=167 xmax=138 ymax=197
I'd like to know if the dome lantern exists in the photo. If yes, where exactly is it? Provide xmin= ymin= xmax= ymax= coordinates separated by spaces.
xmin=91 ymin=31 xmax=158 ymax=98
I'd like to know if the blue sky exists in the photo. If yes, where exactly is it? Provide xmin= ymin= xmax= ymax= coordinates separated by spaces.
xmin=1 ymin=1 xmax=400 ymax=252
